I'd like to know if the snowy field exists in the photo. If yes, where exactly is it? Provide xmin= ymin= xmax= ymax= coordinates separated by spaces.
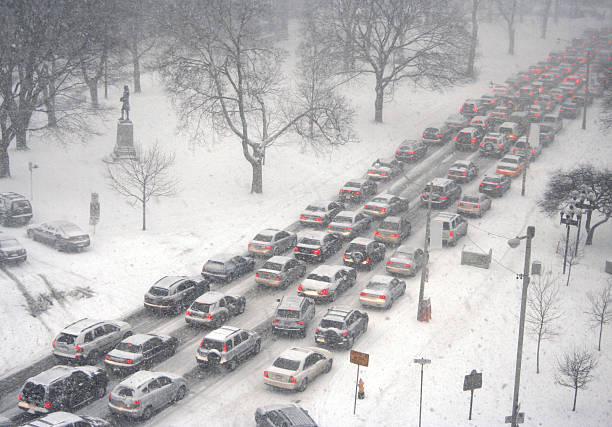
xmin=1 ymin=13 xmax=611 ymax=427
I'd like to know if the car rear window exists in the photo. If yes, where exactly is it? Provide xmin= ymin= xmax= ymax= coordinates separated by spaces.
xmin=366 ymin=281 xmax=388 ymax=290
xmin=347 ymin=243 xmax=366 ymax=252
xmin=379 ymin=221 xmax=399 ymax=231
xmin=463 ymin=196 xmax=480 ymax=203
xmin=204 ymin=261 xmax=226 ymax=273
xmin=56 ymin=333 xmax=77 ymax=345
xmin=306 ymin=273 xmax=331 ymax=283
xmin=261 ymin=262 xmax=283 ymax=271
xmin=0 ymin=238 xmax=20 ymax=248
xmin=305 ymin=205 xmax=324 ymax=212
xmin=371 ymin=197 xmax=390 ymax=203
xmin=501 ymin=157 xmax=518 ymax=164
xmin=273 ymin=357 xmax=301 ymax=371
xmin=276 ymin=309 xmax=300 ymax=319
xmin=333 ymin=216 xmax=352 ymax=224
xmin=116 ymin=386 xmax=135 ymax=397
xmin=11 ymin=200 xmax=31 ymax=210
xmin=344 ymin=181 xmax=361 ymax=188
xmin=299 ymin=237 xmax=321 ymax=246
xmin=190 ymin=302 xmax=212 ymax=312
xmin=320 ymin=318 xmax=345 ymax=329
xmin=22 ymin=382 xmax=46 ymax=401
xmin=431 ymin=186 xmax=445 ymax=194
xmin=396 ymin=250 xmax=414 ymax=259
xmin=201 ymin=339 xmax=224 ymax=351
xmin=253 ymin=234 xmax=272 ymax=242
xmin=115 ymin=342 xmax=142 ymax=353
xmin=149 ymin=287 xmax=169 ymax=297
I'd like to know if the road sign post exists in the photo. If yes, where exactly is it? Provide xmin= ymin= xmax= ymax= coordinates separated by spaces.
xmin=414 ymin=358 xmax=431 ymax=427
xmin=463 ymin=369 xmax=482 ymax=420
xmin=350 ymin=350 xmax=369 ymax=415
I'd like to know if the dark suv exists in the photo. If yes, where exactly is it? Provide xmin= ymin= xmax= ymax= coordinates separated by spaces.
xmin=314 ymin=307 xmax=369 ymax=349
xmin=255 ymin=404 xmax=317 ymax=427
xmin=421 ymin=125 xmax=453 ymax=144
xmin=18 ymin=365 xmax=107 ymax=415
xmin=343 ymin=237 xmax=386 ymax=270
xmin=195 ymin=326 xmax=261 ymax=371
xmin=144 ymin=276 xmax=210 ymax=314
xmin=479 ymin=132 xmax=511 ymax=157
xmin=0 ymin=234 xmax=27 ymax=264
xmin=0 ymin=192 xmax=33 ymax=226
xmin=338 ymin=179 xmax=377 ymax=203
xmin=420 ymin=178 xmax=462 ymax=208
xmin=272 ymin=296 xmax=316 ymax=337
xmin=454 ymin=127 xmax=484 ymax=151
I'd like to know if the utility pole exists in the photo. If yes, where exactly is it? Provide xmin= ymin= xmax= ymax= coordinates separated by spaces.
xmin=417 ymin=183 xmax=432 ymax=321
xmin=582 ymin=54 xmax=590 ymax=130
xmin=414 ymin=358 xmax=431 ymax=427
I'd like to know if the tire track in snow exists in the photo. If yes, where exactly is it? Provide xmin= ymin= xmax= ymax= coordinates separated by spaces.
xmin=0 ymin=266 xmax=52 ymax=332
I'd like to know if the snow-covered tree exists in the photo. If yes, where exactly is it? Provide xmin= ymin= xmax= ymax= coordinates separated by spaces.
xmin=586 ymin=281 xmax=612 ymax=351
xmin=555 ymin=347 xmax=598 ymax=411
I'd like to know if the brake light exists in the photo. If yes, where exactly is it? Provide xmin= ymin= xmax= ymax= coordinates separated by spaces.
xmin=460 ymin=106 xmax=464 ymax=111
xmin=437 ymin=134 xmax=443 ymax=138
xmin=379 ymin=295 xmax=386 ymax=300
xmin=289 ymin=376 xmax=297 ymax=383
xmin=298 ymin=284 xmax=303 ymax=291
xmin=479 ymin=142 xmax=483 ymax=146
xmin=375 ymin=231 xmax=380 ymax=236
xmin=421 ymin=193 xmax=426 ymax=197
xmin=360 ymin=291 xmax=366 ymax=296
xmin=355 ymin=191 xmax=360 ymax=195
xmin=365 ymin=258 xmax=371 ymax=263
xmin=44 ymin=402 xmax=51 ymax=408
xmin=381 ymin=172 xmax=387 ymax=176
xmin=408 ymin=152 xmax=414 ymax=155
xmin=328 ymin=225 xmax=333 ymax=229
xmin=206 ymin=315 xmax=213 ymax=319
xmin=18 ymin=395 xmax=22 ymax=401
xmin=392 ymin=234 xmax=400 ymax=239
xmin=449 ymin=231 xmax=454 ymax=237
xmin=343 ymin=330 xmax=349 ymax=336
xmin=200 ymin=340 xmax=203 ymax=346
xmin=474 ymin=107 xmax=478 ymax=112
xmin=457 ymin=202 xmax=462 ymax=206
xmin=126 ymin=359 xmax=133 ymax=364
xmin=313 ymin=249 xmax=321 ymax=254
xmin=498 ymin=144 xmax=503 ymax=149
xmin=454 ymin=136 xmax=458 ymax=141
xmin=422 ymin=133 xmax=426 ymax=137
xmin=315 ymin=217 xmax=323 ymax=222
xmin=265 ymin=245 xmax=271 ymax=249
xmin=440 ymin=196 xmax=447 ymax=200
xmin=134 ymin=400 xmax=140 ymax=406
xmin=105 ymin=355 xmax=110 ymax=360
xmin=255 ymin=272 xmax=259 ymax=277
xmin=462 ymin=172 xmax=467 ymax=176
xmin=273 ymin=318 xmax=278 ymax=323
xmin=512 ymin=147 xmax=516 ymax=152
xmin=276 ymin=276 xmax=281 ymax=281
xmin=471 ymin=138 xmax=476 ymax=143
xmin=321 ymin=289 xmax=328 ymax=295
xmin=396 ymin=150 xmax=400 ymax=154
xmin=381 ymin=207 xmax=386 ymax=213
xmin=76 ymin=345 xmax=83 ymax=353
xmin=222 ymin=344 xmax=227 ymax=352
xmin=339 ymin=189 xmax=344 ymax=193
xmin=531 ymin=149 xmax=536 ymax=154
xmin=345 ymin=227 xmax=352 ymax=231
xmin=294 ymin=247 xmax=299 ymax=252
xmin=386 ymin=260 xmax=392 ymax=265
xmin=300 ymin=215 xmax=306 ymax=220
xmin=248 ymin=243 xmax=251 ymax=247
xmin=264 ymin=371 xmax=269 ymax=378
xmin=479 ymin=183 xmax=484 ymax=187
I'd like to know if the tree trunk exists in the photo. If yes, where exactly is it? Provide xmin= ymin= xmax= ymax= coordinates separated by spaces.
xmin=585 ymin=216 xmax=609 ymax=245
xmin=133 ymin=55 xmax=142 ymax=93
xmin=0 ymin=144 xmax=10 ymax=178
xmin=599 ymin=320 xmax=604 ymax=351
xmin=43 ymin=81 xmax=57 ymax=128
xmin=536 ymin=331 xmax=542 ymax=373
xmin=541 ymin=0 xmax=552 ymax=39
xmin=572 ymin=385 xmax=578 ymax=411
xmin=15 ymin=125 xmax=28 ymax=151
xmin=374 ymin=80 xmax=384 ymax=123
xmin=566 ymin=260 xmax=573 ymax=286
xmin=141 ymin=199 xmax=146 ymax=231
xmin=584 ymin=209 xmax=592 ymax=233
xmin=467 ymin=0 xmax=479 ymax=77
xmin=508 ymin=27 xmax=516 ymax=54
xmin=88 ymin=80 xmax=99 ymax=107
xmin=250 ymin=159 xmax=263 ymax=194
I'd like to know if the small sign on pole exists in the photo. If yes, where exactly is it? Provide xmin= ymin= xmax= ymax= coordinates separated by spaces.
xmin=350 ymin=350 xmax=369 ymax=415
xmin=505 ymin=413 xmax=525 ymax=424
xmin=89 ymin=192 xmax=100 ymax=234
xmin=463 ymin=369 xmax=482 ymax=420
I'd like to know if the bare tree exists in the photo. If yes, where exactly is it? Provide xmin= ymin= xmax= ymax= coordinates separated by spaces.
xmin=526 ymin=270 xmax=563 ymax=373
xmin=555 ymin=347 xmax=598 ymax=411
xmin=328 ymin=0 xmax=470 ymax=122
xmin=466 ymin=0 xmax=481 ymax=78
xmin=157 ymin=0 xmax=352 ymax=194
xmin=106 ymin=143 xmax=177 ymax=231
xmin=541 ymin=0 xmax=553 ymax=39
xmin=494 ymin=0 xmax=517 ymax=54
xmin=586 ymin=281 xmax=612 ymax=351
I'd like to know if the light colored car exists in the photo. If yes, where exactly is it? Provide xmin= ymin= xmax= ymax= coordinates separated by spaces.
xmin=27 ymin=220 xmax=90 ymax=252
xmin=255 ymin=256 xmax=307 ymax=288
xmin=184 ymin=291 xmax=246 ymax=327
xmin=496 ymin=154 xmax=526 ymax=177
xmin=52 ymin=318 xmax=133 ymax=364
xmin=457 ymin=194 xmax=493 ymax=217
xmin=104 ymin=333 xmax=179 ymax=375
xmin=297 ymin=265 xmax=356 ymax=301
xmin=327 ymin=210 xmax=371 ymax=239
xmin=385 ymin=246 xmax=426 ymax=277
xmin=195 ymin=325 xmax=261 ymax=370
xmin=21 ymin=412 xmax=111 ymax=426
xmin=299 ymin=200 xmax=345 ymax=227
xmin=264 ymin=347 xmax=333 ymax=392
xmin=374 ymin=215 xmax=411 ymax=246
xmin=255 ymin=404 xmax=317 ymax=427
xmin=367 ymin=157 xmax=403 ymax=180
xmin=272 ymin=296 xmax=316 ymax=337
xmin=359 ymin=275 xmax=406 ymax=309
xmin=447 ymin=160 xmax=479 ymax=183
xmin=248 ymin=229 xmax=297 ymax=257
xmin=108 ymin=370 xmax=188 ymax=420
xmin=362 ymin=193 xmax=409 ymax=218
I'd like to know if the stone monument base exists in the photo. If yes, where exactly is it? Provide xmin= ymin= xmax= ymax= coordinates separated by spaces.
xmin=105 ymin=120 xmax=137 ymax=162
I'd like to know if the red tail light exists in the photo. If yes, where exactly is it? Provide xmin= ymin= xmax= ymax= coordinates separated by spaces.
xmin=360 ymin=291 xmax=366 ymax=296
xmin=437 ymin=134 xmax=443 ymax=138
xmin=476 ymin=205 xmax=481 ymax=208
xmin=345 ymin=227 xmax=352 ymax=231
xmin=18 ymin=395 xmax=22 ymax=401
xmin=44 ymin=402 xmax=51 ymax=408
xmin=299 ymin=215 xmax=306 ymax=220
xmin=471 ymin=138 xmax=476 ymax=143
xmin=512 ymin=148 xmax=516 ymax=152
xmin=422 ymin=133 xmax=426 ymax=137
xmin=395 ymin=150 xmax=401 ymax=154
xmin=440 ymin=196 xmax=447 ymax=200
xmin=313 ymin=249 xmax=321 ymax=254
xmin=289 ymin=376 xmax=297 ymax=383
xmin=460 ymin=106 xmax=464 ymax=111
xmin=126 ymin=359 xmax=133 ymax=364
xmin=52 ymin=340 xmax=55 ymax=346
xmin=387 ymin=260 xmax=392 ymax=264
xmin=206 ymin=315 xmax=213 ymax=319
xmin=457 ymin=202 xmax=462 ymax=206
xmin=474 ymin=107 xmax=478 ymax=112
xmin=381 ymin=172 xmax=387 ymax=176
xmin=76 ymin=345 xmax=83 ymax=353
xmin=421 ymin=193 xmax=426 ymax=197
xmin=105 ymin=355 xmax=110 ymax=360
xmin=273 ymin=318 xmax=278 ymax=323
xmin=200 ymin=340 xmax=204 ymax=346
xmin=276 ymin=276 xmax=281 ymax=281
xmin=479 ymin=142 xmax=483 ymax=146
xmin=265 ymin=245 xmax=271 ymax=250
xmin=298 ymin=284 xmax=303 ymax=291
xmin=375 ymin=231 xmax=380 ymax=236
xmin=479 ymin=183 xmax=484 ymax=187
xmin=321 ymin=289 xmax=328 ymax=295
xmin=405 ymin=263 xmax=411 ymax=268
xmin=315 ymin=217 xmax=323 ymax=222
xmin=379 ymin=295 xmax=386 ymax=300
xmin=264 ymin=371 xmax=269 ymax=378
xmin=186 ymin=310 xmax=191 ymax=316
xmin=134 ymin=400 xmax=140 ymax=406
xmin=408 ymin=152 xmax=414 ymax=155
xmin=339 ymin=189 xmax=344 ymax=193
xmin=498 ymin=144 xmax=503 ymax=149
xmin=449 ymin=231 xmax=454 ymax=237
xmin=328 ymin=225 xmax=333 ymax=229
xmin=355 ymin=191 xmax=360 ymax=195
xmin=255 ymin=272 xmax=259 ymax=277
xmin=298 ymin=320 xmax=303 ymax=325
xmin=365 ymin=258 xmax=371 ymax=263
xmin=531 ymin=149 xmax=535 ymax=154
xmin=222 ymin=344 xmax=227 ymax=352
xmin=381 ymin=207 xmax=386 ymax=213
xmin=453 ymin=136 xmax=458 ymax=141
xmin=343 ymin=330 xmax=349 ymax=336
xmin=462 ymin=172 xmax=467 ymax=176
xmin=294 ymin=247 xmax=299 ymax=252
xmin=496 ymin=185 xmax=501 ymax=189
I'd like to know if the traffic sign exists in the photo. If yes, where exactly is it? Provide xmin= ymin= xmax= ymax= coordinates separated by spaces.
xmin=463 ymin=370 xmax=482 ymax=391
xmin=505 ymin=412 xmax=525 ymax=423
xmin=350 ymin=350 xmax=369 ymax=367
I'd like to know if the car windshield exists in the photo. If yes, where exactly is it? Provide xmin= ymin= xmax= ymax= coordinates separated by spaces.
xmin=463 ymin=196 xmax=480 ymax=203
xmin=0 ymin=238 xmax=20 ymax=247
xmin=367 ymin=281 xmax=389 ymax=290
xmin=11 ymin=200 xmax=31 ymax=210
xmin=299 ymin=237 xmax=321 ymax=246
xmin=502 ymin=158 xmax=518 ymax=164
xmin=116 ymin=387 xmax=134 ymax=397
xmin=59 ymin=224 xmax=81 ymax=234
xmin=371 ymin=197 xmax=390 ymax=203
xmin=148 ymin=286 xmax=169 ymax=297
xmin=320 ymin=318 xmax=345 ymax=329
xmin=430 ymin=186 xmax=444 ymax=194
xmin=277 ymin=309 xmax=300 ymax=319
xmin=115 ymin=342 xmax=142 ymax=353
xmin=201 ymin=339 xmax=224 ymax=351
xmin=396 ymin=251 xmax=414 ymax=260
xmin=305 ymin=205 xmax=324 ymax=212
xmin=253 ymin=234 xmax=272 ymax=242
xmin=424 ymin=127 xmax=439 ymax=135
xmin=56 ymin=333 xmax=76 ymax=345
xmin=451 ymin=162 xmax=467 ymax=169
xmin=379 ymin=221 xmax=399 ymax=231
xmin=344 ymin=181 xmax=361 ymax=188
xmin=333 ymin=216 xmax=352 ymax=224
xmin=272 ymin=357 xmax=300 ymax=371
xmin=204 ymin=261 xmax=226 ymax=273
xmin=190 ymin=302 xmax=212 ymax=312
xmin=22 ymin=382 xmax=45 ymax=400
xmin=347 ymin=243 xmax=366 ymax=252
xmin=306 ymin=273 xmax=331 ymax=283
xmin=261 ymin=262 xmax=283 ymax=271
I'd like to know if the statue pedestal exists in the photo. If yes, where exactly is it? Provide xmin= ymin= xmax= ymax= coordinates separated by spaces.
xmin=108 ymin=120 xmax=137 ymax=161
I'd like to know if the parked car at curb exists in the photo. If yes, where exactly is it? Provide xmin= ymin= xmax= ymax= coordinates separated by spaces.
xmin=52 ymin=318 xmax=133 ymax=364
xmin=299 ymin=200 xmax=345 ymax=227
xmin=294 ymin=231 xmax=342 ymax=263
xmin=184 ymin=291 xmax=246 ymax=327
xmin=385 ymin=246 xmax=425 ymax=277
xmin=367 ymin=157 xmax=404 ymax=180
xmin=457 ymin=194 xmax=493 ymax=217
xmin=394 ymin=139 xmax=428 ymax=161
xmin=432 ymin=213 xmax=468 ymax=247
xmin=0 ymin=234 xmax=27 ymax=264
xmin=255 ymin=404 xmax=317 ymax=427
xmin=195 ymin=326 xmax=261 ymax=371
xmin=314 ymin=307 xmax=368 ymax=349
xmin=144 ymin=276 xmax=210 ymax=314
xmin=327 ymin=210 xmax=371 ymax=239
xmin=107 ymin=371 xmax=187 ymax=420
xmin=447 ymin=160 xmax=479 ymax=183
xmin=496 ymin=154 xmax=527 ymax=177
xmin=297 ymin=265 xmax=356 ymax=302
xmin=420 ymin=178 xmax=462 ymax=209
xmin=559 ymin=100 xmax=580 ymax=119
xmin=374 ymin=215 xmax=411 ymax=246
xmin=343 ymin=237 xmax=386 ymax=271
xmin=0 ymin=192 xmax=32 ymax=226
xmin=104 ymin=333 xmax=179 ymax=376
xmin=255 ymin=256 xmax=307 ymax=289
xmin=18 ymin=365 xmax=107 ymax=415
xmin=201 ymin=253 xmax=255 ymax=283
xmin=248 ymin=229 xmax=297 ymax=257
xmin=21 ymin=412 xmax=111 ymax=427
xmin=338 ymin=178 xmax=377 ymax=203
xmin=27 ymin=221 xmax=90 ymax=252
xmin=363 ymin=193 xmax=409 ymax=218
xmin=359 ymin=275 xmax=406 ymax=309
xmin=264 ymin=347 xmax=333 ymax=392
xmin=272 ymin=296 xmax=316 ymax=337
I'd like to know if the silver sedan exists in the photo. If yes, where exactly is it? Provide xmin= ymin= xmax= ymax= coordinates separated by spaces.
xmin=264 ymin=347 xmax=333 ymax=392
xmin=359 ymin=275 xmax=406 ymax=309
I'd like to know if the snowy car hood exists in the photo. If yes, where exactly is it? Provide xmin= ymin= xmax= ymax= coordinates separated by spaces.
xmin=302 ymin=278 xmax=335 ymax=291
xmin=108 ymin=349 xmax=143 ymax=361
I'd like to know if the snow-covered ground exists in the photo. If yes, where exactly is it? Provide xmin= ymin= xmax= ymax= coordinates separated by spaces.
xmin=1 ymin=13 xmax=611 ymax=427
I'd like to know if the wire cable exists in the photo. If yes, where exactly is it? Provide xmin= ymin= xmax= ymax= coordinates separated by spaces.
xmin=465 ymin=234 xmax=520 ymax=276
xmin=466 ymin=222 xmax=516 ymax=241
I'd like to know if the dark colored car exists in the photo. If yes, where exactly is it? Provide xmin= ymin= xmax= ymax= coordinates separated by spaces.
xmin=0 ymin=192 xmax=33 ymax=226
xmin=447 ymin=160 xmax=479 ymax=183
xmin=479 ymin=132 xmax=511 ymax=157
xmin=539 ymin=125 xmax=556 ymax=146
xmin=479 ymin=174 xmax=511 ymax=197
xmin=454 ymin=127 xmax=484 ymax=151
xmin=18 ymin=365 xmax=107 ymax=415
xmin=444 ymin=114 xmax=470 ymax=134
xmin=467 ymin=115 xmax=492 ymax=134
xmin=185 ymin=291 xmax=246 ymax=327
xmin=512 ymin=136 xmax=541 ymax=161
xmin=255 ymin=256 xmax=307 ymax=289
xmin=144 ymin=276 xmax=210 ymax=314
xmin=338 ymin=178 xmax=378 ymax=203
xmin=255 ymin=404 xmax=318 ymax=427
xmin=559 ymin=101 xmax=579 ymax=119
xmin=528 ymin=104 xmax=544 ymax=122
xmin=27 ymin=221 xmax=90 ymax=252
xmin=342 ymin=237 xmax=386 ymax=271
xmin=0 ymin=234 xmax=27 ymax=264
xmin=314 ymin=307 xmax=368 ymax=349
xmin=201 ymin=253 xmax=255 ymax=282
xmin=299 ymin=200 xmax=345 ymax=227
xmin=367 ymin=157 xmax=404 ymax=180
xmin=420 ymin=178 xmax=462 ymax=209
xmin=294 ymin=231 xmax=343 ymax=263
xmin=374 ymin=215 xmax=411 ymax=246
xmin=460 ymin=99 xmax=487 ymax=117
xmin=104 ymin=333 xmax=179 ymax=376
xmin=421 ymin=125 xmax=453 ymax=144
xmin=21 ymin=412 xmax=111 ymax=427
xmin=362 ymin=193 xmax=409 ymax=219
xmin=395 ymin=139 xmax=427 ymax=161
xmin=487 ymin=107 xmax=510 ymax=127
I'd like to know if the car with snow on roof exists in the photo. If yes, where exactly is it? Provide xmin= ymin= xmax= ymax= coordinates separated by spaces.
xmin=0 ymin=192 xmax=32 ymax=226
xmin=21 ymin=411 xmax=111 ymax=427
xmin=184 ymin=291 xmax=246 ymax=327
xmin=201 ymin=253 xmax=255 ymax=283
xmin=359 ymin=275 xmax=406 ymax=309
xmin=420 ymin=178 xmax=462 ymax=209
xmin=447 ymin=160 xmax=479 ymax=183
xmin=255 ymin=404 xmax=318 ymax=427
xmin=343 ymin=237 xmax=386 ymax=271
xmin=144 ymin=276 xmax=210 ymax=314
xmin=457 ymin=193 xmax=493 ymax=217
xmin=195 ymin=325 xmax=261 ymax=371
xmin=27 ymin=220 xmax=89 ymax=252
xmin=297 ymin=264 xmax=356 ymax=302
xmin=327 ymin=210 xmax=372 ymax=239
xmin=374 ymin=215 xmax=411 ymax=246
xmin=255 ymin=256 xmax=307 ymax=289
xmin=0 ymin=234 xmax=27 ymax=264
xmin=294 ymin=231 xmax=343 ymax=263
xmin=496 ymin=154 xmax=527 ymax=177
xmin=479 ymin=132 xmax=511 ymax=157
xmin=314 ymin=307 xmax=368 ymax=349
xmin=248 ymin=228 xmax=298 ymax=257
xmin=104 ymin=333 xmax=179 ymax=376
xmin=385 ymin=246 xmax=425 ymax=277
xmin=299 ymin=200 xmax=345 ymax=227
xmin=338 ymin=178 xmax=377 ymax=203
xmin=263 ymin=347 xmax=333 ymax=392
xmin=362 ymin=193 xmax=409 ymax=218
xmin=271 ymin=296 xmax=316 ymax=337
xmin=367 ymin=157 xmax=404 ymax=180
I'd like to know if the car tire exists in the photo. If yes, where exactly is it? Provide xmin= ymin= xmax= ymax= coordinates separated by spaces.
xmin=175 ymin=385 xmax=187 ymax=402
xmin=324 ymin=360 xmax=333 ymax=374
xmin=346 ymin=335 xmax=354 ymax=349
xmin=96 ymin=384 xmax=107 ymax=399
xmin=298 ymin=378 xmax=309 ymax=392
xmin=86 ymin=350 xmax=99 ymax=364
xmin=401 ymin=284 xmax=406 ymax=296
xmin=216 ymin=313 xmax=228 ymax=328
xmin=272 ymin=247 xmax=280 ymax=256
xmin=387 ymin=297 xmax=394 ymax=309
xmin=142 ymin=407 xmax=153 ymax=421
xmin=225 ymin=358 xmax=238 ymax=371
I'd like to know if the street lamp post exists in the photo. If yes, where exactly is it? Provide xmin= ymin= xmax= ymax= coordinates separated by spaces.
xmin=572 ymin=185 xmax=597 ymax=242
xmin=414 ymin=358 xmax=431 ymax=427
xmin=28 ymin=162 xmax=38 ymax=201
xmin=507 ymin=226 xmax=535 ymax=427
xmin=417 ymin=183 xmax=432 ymax=321
xmin=560 ymin=205 xmax=581 ymax=273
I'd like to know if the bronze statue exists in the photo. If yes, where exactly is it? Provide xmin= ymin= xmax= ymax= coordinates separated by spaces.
xmin=120 ymin=85 xmax=130 ymax=121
